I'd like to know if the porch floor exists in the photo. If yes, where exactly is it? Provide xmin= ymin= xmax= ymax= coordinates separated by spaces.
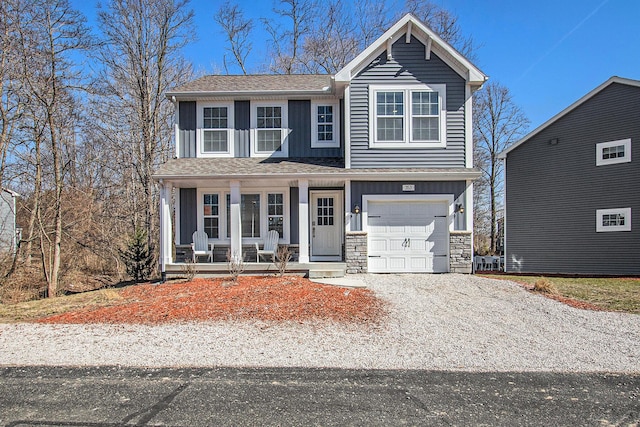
xmin=165 ymin=262 xmax=347 ymax=278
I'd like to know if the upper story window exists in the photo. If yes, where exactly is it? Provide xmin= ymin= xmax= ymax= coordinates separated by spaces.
xmin=369 ymin=84 xmax=446 ymax=148
xmin=596 ymin=138 xmax=631 ymax=166
xmin=311 ymin=101 xmax=340 ymax=148
xmin=596 ymin=208 xmax=631 ymax=232
xmin=251 ymin=101 xmax=289 ymax=157
xmin=197 ymin=102 xmax=234 ymax=157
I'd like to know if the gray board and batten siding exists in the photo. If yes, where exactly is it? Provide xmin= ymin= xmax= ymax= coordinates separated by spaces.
xmin=349 ymin=36 xmax=467 ymax=169
xmin=177 ymin=99 xmax=343 ymax=159
xmin=505 ymin=82 xmax=640 ymax=275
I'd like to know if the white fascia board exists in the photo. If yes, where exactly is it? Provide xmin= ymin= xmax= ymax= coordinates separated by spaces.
xmin=166 ymin=89 xmax=334 ymax=101
xmin=499 ymin=76 xmax=640 ymax=159
xmin=334 ymin=13 xmax=487 ymax=85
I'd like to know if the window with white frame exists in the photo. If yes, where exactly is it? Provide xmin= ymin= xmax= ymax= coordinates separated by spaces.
xmin=252 ymin=102 xmax=288 ymax=156
xmin=311 ymin=102 xmax=340 ymax=147
xmin=267 ymin=193 xmax=284 ymax=235
xmin=596 ymin=208 xmax=631 ymax=232
xmin=596 ymin=138 xmax=631 ymax=166
xmin=202 ymin=194 xmax=220 ymax=238
xmin=198 ymin=102 xmax=233 ymax=156
xmin=369 ymin=84 xmax=446 ymax=148
xmin=227 ymin=194 xmax=261 ymax=238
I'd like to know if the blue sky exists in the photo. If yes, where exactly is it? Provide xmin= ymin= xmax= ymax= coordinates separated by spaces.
xmin=75 ymin=0 xmax=640 ymax=131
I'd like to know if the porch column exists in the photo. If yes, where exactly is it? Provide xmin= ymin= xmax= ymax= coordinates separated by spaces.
xmin=298 ymin=179 xmax=309 ymax=263
xmin=159 ymin=181 xmax=173 ymax=278
xmin=230 ymin=180 xmax=242 ymax=261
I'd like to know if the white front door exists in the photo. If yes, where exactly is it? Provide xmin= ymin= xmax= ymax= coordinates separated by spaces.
xmin=311 ymin=190 xmax=342 ymax=260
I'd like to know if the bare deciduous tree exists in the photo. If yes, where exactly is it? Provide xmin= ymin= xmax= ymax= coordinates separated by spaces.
xmin=473 ymin=82 xmax=529 ymax=254
xmin=214 ymin=1 xmax=253 ymax=75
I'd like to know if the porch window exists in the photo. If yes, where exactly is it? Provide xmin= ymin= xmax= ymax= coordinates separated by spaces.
xmin=226 ymin=194 xmax=261 ymax=238
xmin=369 ymin=84 xmax=446 ymax=148
xmin=203 ymin=194 xmax=219 ymax=238
xmin=268 ymin=193 xmax=284 ymax=235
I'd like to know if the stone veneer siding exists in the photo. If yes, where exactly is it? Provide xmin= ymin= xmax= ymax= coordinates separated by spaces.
xmin=345 ymin=232 xmax=368 ymax=274
xmin=449 ymin=231 xmax=472 ymax=274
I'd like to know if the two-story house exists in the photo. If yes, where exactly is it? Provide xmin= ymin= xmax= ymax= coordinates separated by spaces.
xmin=154 ymin=14 xmax=487 ymax=278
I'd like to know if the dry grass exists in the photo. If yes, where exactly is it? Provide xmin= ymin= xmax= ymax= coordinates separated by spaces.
xmin=487 ymin=275 xmax=640 ymax=314
xmin=532 ymin=278 xmax=557 ymax=294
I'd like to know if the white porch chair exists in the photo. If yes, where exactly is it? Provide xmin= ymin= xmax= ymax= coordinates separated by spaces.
xmin=474 ymin=256 xmax=484 ymax=272
xmin=191 ymin=230 xmax=214 ymax=263
xmin=255 ymin=230 xmax=279 ymax=262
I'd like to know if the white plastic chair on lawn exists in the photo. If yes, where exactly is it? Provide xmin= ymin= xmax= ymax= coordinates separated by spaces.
xmin=255 ymin=230 xmax=279 ymax=262
xmin=191 ymin=230 xmax=214 ymax=263
xmin=474 ymin=256 xmax=484 ymax=272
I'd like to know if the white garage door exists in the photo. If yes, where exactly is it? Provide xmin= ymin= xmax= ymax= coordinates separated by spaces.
xmin=367 ymin=200 xmax=449 ymax=273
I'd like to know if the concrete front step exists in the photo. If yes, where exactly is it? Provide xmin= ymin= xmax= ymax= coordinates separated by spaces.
xmin=308 ymin=268 xmax=346 ymax=279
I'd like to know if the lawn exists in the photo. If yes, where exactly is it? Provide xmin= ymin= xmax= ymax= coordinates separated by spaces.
xmin=0 ymin=276 xmax=385 ymax=324
xmin=486 ymin=275 xmax=640 ymax=314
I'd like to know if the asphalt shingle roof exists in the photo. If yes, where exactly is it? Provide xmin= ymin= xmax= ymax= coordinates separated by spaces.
xmin=168 ymin=74 xmax=333 ymax=95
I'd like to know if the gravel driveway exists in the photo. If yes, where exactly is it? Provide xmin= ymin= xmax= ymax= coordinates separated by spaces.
xmin=0 ymin=274 xmax=638 ymax=372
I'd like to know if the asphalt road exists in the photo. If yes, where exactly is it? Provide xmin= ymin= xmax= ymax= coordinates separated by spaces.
xmin=0 ymin=366 xmax=638 ymax=426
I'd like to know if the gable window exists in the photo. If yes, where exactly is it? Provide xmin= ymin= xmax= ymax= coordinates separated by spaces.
xmin=596 ymin=208 xmax=631 ymax=232
xmin=197 ymin=102 xmax=234 ymax=157
xmin=252 ymin=101 xmax=289 ymax=157
xmin=369 ymin=84 xmax=446 ymax=148
xmin=202 ymin=194 xmax=220 ymax=238
xmin=311 ymin=102 xmax=340 ymax=148
xmin=596 ymin=139 xmax=631 ymax=166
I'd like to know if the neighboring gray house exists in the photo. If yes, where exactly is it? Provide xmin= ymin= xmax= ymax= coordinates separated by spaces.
xmin=499 ymin=77 xmax=640 ymax=275
xmin=0 ymin=188 xmax=20 ymax=254
xmin=154 ymin=14 xmax=487 ymax=276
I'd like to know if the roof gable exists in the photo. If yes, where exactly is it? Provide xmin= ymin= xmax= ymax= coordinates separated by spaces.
xmin=334 ymin=13 xmax=486 ymax=85
xmin=499 ymin=76 xmax=640 ymax=158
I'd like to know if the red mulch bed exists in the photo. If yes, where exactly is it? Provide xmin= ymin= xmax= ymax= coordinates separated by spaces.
xmin=37 ymin=276 xmax=387 ymax=325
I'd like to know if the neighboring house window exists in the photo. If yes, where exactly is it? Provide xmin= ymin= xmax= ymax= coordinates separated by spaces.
xmin=596 ymin=208 xmax=631 ymax=232
xmin=369 ymin=84 xmax=446 ymax=148
xmin=197 ymin=102 xmax=234 ymax=157
xmin=252 ymin=102 xmax=289 ymax=157
xmin=596 ymin=138 xmax=631 ymax=166
xmin=203 ymin=194 xmax=219 ymax=238
xmin=311 ymin=102 xmax=340 ymax=148
xmin=268 ymin=193 xmax=284 ymax=235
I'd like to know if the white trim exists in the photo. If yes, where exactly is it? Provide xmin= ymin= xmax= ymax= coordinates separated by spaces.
xmin=345 ymin=179 xmax=352 ymax=232
xmin=298 ymin=180 xmax=310 ymax=263
xmin=465 ymin=180 xmax=473 ymax=232
xmin=502 ymin=159 xmax=508 ymax=272
xmin=174 ymin=188 xmax=180 ymax=246
xmin=596 ymin=138 xmax=631 ymax=166
xmin=250 ymin=100 xmax=289 ymax=157
xmin=344 ymin=86 xmax=352 ymax=169
xmin=464 ymin=84 xmax=473 ymax=168
xmin=369 ymin=84 xmax=447 ymax=148
xmin=229 ymin=181 xmax=242 ymax=261
xmin=174 ymin=102 xmax=180 ymax=159
xmin=596 ymin=208 xmax=631 ymax=232
xmin=500 ymin=76 xmax=640 ymax=159
xmin=334 ymin=14 xmax=486 ymax=84
xmin=196 ymin=101 xmax=235 ymax=158
xmin=159 ymin=183 xmax=173 ymax=271
xmin=310 ymin=100 xmax=340 ymax=148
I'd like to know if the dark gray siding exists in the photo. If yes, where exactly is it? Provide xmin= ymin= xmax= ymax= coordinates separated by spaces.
xmin=505 ymin=83 xmax=640 ymax=275
xmin=178 ymin=101 xmax=196 ymax=158
xmin=179 ymin=188 xmax=197 ymax=244
xmin=350 ymin=37 xmax=467 ymax=168
xmin=289 ymin=100 xmax=344 ymax=158
xmin=351 ymin=181 xmax=467 ymax=230
xmin=290 ymin=187 xmax=299 ymax=244
xmin=234 ymin=100 xmax=250 ymax=157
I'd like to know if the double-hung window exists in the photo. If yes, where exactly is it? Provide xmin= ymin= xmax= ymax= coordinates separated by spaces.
xmin=198 ymin=102 xmax=233 ymax=157
xmin=596 ymin=138 xmax=631 ymax=166
xmin=267 ymin=193 xmax=284 ymax=235
xmin=202 ymin=194 xmax=220 ymax=238
xmin=311 ymin=101 xmax=340 ymax=148
xmin=252 ymin=101 xmax=288 ymax=157
xmin=369 ymin=84 xmax=446 ymax=148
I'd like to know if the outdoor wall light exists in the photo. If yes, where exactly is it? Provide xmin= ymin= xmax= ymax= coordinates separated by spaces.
xmin=548 ymin=138 xmax=559 ymax=145
xmin=455 ymin=204 xmax=464 ymax=214
xmin=353 ymin=205 xmax=360 ymax=214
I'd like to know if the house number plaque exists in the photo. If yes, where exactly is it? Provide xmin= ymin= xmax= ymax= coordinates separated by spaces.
xmin=402 ymin=184 xmax=415 ymax=192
